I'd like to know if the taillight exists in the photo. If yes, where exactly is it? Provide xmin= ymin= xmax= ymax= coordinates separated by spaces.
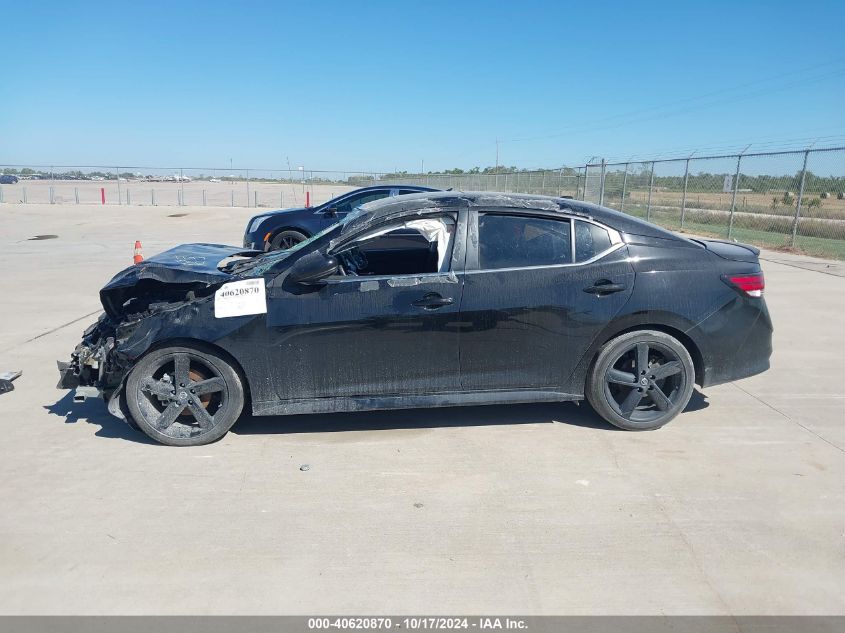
xmin=723 ymin=273 xmax=765 ymax=297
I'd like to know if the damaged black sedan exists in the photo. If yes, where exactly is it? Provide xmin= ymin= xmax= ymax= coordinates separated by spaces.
xmin=58 ymin=192 xmax=772 ymax=446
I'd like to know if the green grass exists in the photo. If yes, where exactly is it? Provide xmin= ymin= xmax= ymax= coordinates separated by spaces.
xmin=621 ymin=204 xmax=845 ymax=261
xmin=385 ymin=178 xmax=845 ymax=260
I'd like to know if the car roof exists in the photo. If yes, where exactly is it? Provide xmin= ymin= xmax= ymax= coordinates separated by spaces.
xmin=346 ymin=190 xmax=686 ymax=241
xmin=339 ymin=184 xmax=438 ymax=195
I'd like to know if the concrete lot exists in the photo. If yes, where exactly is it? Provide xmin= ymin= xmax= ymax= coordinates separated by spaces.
xmin=0 ymin=203 xmax=843 ymax=615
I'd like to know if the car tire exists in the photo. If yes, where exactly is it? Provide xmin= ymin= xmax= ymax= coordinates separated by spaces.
xmin=125 ymin=345 xmax=245 ymax=447
xmin=586 ymin=330 xmax=695 ymax=431
xmin=270 ymin=230 xmax=308 ymax=251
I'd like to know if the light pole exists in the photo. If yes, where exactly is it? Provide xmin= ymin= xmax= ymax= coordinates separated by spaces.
xmin=495 ymin=138 xmax=500 ymax=190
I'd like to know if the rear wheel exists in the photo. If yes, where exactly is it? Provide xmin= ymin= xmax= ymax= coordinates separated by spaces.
xmin=126 ymin=345 xmax=244 ymax=446
xmin=586 ymin=330 xmax=695 ymax=431
xmin=270 ymin=229 xmax=307 ymax=251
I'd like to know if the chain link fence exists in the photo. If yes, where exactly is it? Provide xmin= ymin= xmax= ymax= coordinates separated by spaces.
xmin=401 ymin=169 xmax=584 ymax=197
xmin=2 ymin=147 xmax=844 ymax=259
xmin=381 ymin=147 xmax=845 ymax=260
xmin=577 ymin=149 xmax=845 ymax=260
xmin=0 ymin=166 xmax=386 ymax=209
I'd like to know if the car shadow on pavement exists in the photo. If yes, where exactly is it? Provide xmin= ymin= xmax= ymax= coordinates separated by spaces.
xmin=44 ymin=391 xmax=158 ymax=445
xmin=232 ymin=390 xmax=710 ymax=437
xmin=44 ymin=389 xmax=709 ymax=443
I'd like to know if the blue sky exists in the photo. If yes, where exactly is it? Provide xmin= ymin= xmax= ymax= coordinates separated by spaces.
xmin=2 ymin=0 xmax=844 ymax=172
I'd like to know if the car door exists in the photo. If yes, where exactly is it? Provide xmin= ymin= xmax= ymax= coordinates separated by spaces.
xmin=458 ymin=210 xmax=635 ymax=392
xmin=263 ymin=210 xmax=468 ymax=401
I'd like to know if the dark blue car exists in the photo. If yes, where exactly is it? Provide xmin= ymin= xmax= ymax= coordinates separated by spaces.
xmin=243 ymin=184 xmax=438 ymax=251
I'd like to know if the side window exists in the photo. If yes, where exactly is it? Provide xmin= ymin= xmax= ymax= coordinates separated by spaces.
xmin=478 ymin=214 xmax=572 ymax=270
xmin=574 ymin=220 xmax=613 ymax=262
xmin=336 ymin=216 xmax=456 ymax=277
xmin=398 ymin=189 xmax=420 ymax=196
xmin=335 ymin=191 xmax=390 ymax=215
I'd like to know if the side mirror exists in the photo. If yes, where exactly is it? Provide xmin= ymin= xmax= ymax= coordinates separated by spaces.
xmin=323 ymin=207 xmax=338 ymax=217
xmin=287 ymin=252 xmax=339 ymax=285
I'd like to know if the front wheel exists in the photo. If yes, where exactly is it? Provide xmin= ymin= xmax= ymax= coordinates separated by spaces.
xmin=125 ymin=345 xmax=245 ymax=446
xmin=586 ymin=330 xmax=695 ymax=431
xmin=270 ymin=229 xmax=307 ymax=251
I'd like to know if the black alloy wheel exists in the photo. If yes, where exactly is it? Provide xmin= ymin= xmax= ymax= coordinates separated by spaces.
xmin=270 ymin=230 xmax=307 ymax=251
xmin=587 ymin=330 xmax=695 ymax=431
xmin=126 ymin=346 xmax=244 ymax=446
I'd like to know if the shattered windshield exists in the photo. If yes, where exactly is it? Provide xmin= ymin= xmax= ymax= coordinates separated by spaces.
xmin=231 ymin=206 xmax=368 ymax=276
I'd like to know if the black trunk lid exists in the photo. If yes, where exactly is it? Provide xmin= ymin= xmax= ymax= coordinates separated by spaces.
xmin=692 ymin=239 xmax=760 ymax=263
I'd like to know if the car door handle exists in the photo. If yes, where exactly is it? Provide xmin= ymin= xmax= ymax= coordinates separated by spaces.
xmin=583 ymin=280 xmax=627 ymax=295
xmin=412 ymin=293 xmax=454 ymax=309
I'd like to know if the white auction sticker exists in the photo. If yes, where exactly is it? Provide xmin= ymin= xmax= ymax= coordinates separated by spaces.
xmin=214 ymin=278 xmax=267 ymax=318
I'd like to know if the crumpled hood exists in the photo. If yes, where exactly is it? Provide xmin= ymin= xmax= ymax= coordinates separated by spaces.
xmin=103 ymin=243 xmax=260 ymax=289
xmin=100 ymin=243 xmax=261 ymax=318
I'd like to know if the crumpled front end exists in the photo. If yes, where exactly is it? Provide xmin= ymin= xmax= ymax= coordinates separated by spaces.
xmin=57 ymin=315 xmax=129 ymax=404
xmin=57 ymin=243 xmax=260 ymax=411
xmin=56 ymin=294 xmax=219 ymax=418
xmin=56 ymin=277 xmax=258 ymax=422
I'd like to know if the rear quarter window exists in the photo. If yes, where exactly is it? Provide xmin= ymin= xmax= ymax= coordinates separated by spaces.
xmin=575 ymin=220 xmax=613 ymax=262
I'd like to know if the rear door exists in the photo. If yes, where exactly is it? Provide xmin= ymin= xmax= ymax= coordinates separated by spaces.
xmin=459 ymin=210 xmax=635 ymax=391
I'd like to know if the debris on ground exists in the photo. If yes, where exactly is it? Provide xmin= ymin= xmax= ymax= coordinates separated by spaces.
xmin=0 ymin=370 xmax=22 ymax=394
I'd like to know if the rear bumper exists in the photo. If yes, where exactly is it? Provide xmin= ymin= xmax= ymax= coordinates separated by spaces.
xmin=696 ymin=297 xmax=773 ymax=388
xmin=701 ymin=353 xmax=770 ymax=388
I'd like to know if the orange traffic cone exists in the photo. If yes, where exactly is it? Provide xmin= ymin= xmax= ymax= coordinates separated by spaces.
xmin=133 ymin=240 xmax=144 ymax=265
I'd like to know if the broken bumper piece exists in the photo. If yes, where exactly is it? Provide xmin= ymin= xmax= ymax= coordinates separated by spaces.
xmin=56 ymin=361 xmax=79 ymax=390
xmin=56 ymin=321 xmax=120 ymax=398
xmin=73 ymin=386 xmax=102 ymax=403
xmin=56 ymin=361 xmax=99 ymax=401
xmin=0 ymin=370 xmax=22 ymax=395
